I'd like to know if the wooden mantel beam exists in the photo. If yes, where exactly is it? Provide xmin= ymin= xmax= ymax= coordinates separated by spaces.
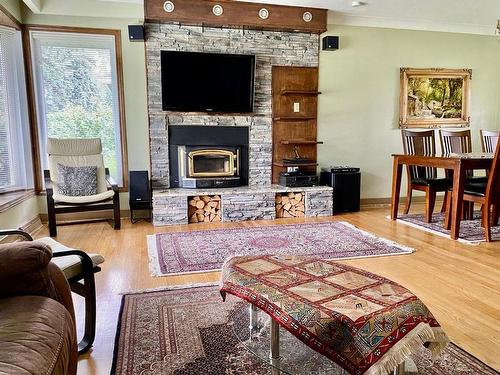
xmin=144 ymin=0 xmax=327 ymax=34
xmin=23 ymin=0 xmax=43 ymax=14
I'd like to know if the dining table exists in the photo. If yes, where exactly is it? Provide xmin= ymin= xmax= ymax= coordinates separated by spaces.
xmin=391 ymin=152 xmax=493 ymax=240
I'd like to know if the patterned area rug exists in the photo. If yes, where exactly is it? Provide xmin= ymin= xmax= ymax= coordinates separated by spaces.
xmin=147 ymin=222 xmax=414 ymax=276
xmin=397 ymin=212 xmax=500 ymax=244
xmin=111 ymin=286 xmax=498 ymax=375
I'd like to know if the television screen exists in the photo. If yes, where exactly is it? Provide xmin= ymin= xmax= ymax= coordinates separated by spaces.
xmin=161 ymin=51 xmax=255 ymax=113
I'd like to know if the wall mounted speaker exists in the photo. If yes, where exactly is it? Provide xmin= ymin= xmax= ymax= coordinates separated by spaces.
xmin=322 ymin=36 xmax=339 ymax=51
xmin=128 ymin=25 xmax=144 ymax=42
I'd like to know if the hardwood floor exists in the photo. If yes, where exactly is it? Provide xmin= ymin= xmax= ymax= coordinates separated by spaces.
xmin=33 ymin=204 xmax=500 ymax=374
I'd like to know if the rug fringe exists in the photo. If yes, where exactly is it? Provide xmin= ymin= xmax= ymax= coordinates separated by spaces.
xmin=339 ymin=221 xmax=415 ymax=254
xmin=364 ymin=324 xmax=449 ymax=375
xmin=119 ymin=282 xmax=219 ymax=295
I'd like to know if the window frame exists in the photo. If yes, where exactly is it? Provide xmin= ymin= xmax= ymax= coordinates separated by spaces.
xmin=23 ymin=25 xmax=128 ymax=192
xmin=0 ymin=25 xmax=33 ymax=193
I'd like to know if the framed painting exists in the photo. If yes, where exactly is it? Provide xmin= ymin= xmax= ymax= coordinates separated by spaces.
xmin=399 ymin=68 xmax=471 ymax=128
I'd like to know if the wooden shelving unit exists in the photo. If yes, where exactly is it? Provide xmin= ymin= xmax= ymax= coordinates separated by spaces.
xmin=271 ymin=66 xmax=321 ymax=183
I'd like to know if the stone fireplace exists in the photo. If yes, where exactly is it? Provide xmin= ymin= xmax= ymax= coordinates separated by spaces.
xmin=168 ymin=125 xmax=249 ymax=188
xmin=145 ymin=23 xmax=333 ymax=225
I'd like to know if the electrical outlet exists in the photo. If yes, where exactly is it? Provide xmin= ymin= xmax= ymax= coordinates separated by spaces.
xmin=293 ymin=102 xmax=300 ymax=113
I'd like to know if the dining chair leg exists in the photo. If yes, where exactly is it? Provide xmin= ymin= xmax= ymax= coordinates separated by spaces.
xmin=425 ymin=189 xmax=436 ymax=223
xmin=403 ymin=185 xmax=412 ymax=215
xmin=444 ymin=191 xmax=452 ymax=230
xmin=441 ymin=191 xmax=449 ymax=213
xmin=483 ymin=204 xmax=492 ymax=242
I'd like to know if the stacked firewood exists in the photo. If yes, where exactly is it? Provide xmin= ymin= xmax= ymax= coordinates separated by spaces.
xmin=275 ymin=192 xmax=305 ymax=218
xmin=188 ymin=195 xmax=222 ymax=223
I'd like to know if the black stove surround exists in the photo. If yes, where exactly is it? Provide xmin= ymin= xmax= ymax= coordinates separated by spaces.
xmin=168 ymin=125 xmax=249 ymax=188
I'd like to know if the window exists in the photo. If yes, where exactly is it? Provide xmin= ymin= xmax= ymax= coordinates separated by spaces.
xmin=0 ymin=26 xmax=32 ymax=192
xmin=30 ymin=30 xmax=125 ymax=186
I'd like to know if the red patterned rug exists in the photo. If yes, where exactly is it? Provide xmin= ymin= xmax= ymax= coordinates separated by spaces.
xmin=111 ymin=286 xmax=498 ymax=375
xmin=147 ymin=222 xmax=414 ymax=276
xmin=397 ymin=212 xmax=500 ymax=244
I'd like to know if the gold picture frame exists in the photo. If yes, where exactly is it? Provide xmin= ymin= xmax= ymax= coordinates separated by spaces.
xmin=399 ymin=68 xmax=471 ymax=128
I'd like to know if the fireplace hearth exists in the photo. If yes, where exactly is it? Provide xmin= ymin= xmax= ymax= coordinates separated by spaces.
xmin=169 ymin=125 xmax=249 ymax=188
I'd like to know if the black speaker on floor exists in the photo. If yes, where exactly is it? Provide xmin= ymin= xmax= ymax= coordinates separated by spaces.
xmin=128 ymin=25 xmax=144 ymax=41
xmin=129 ymin=170 xmax=151 ymax=223
xmin=320 ymin=167 xmax=361 ymax=214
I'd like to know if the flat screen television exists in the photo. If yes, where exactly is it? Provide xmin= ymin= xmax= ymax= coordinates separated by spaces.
xmin=161 ymin=51 xmax=255 ymax=113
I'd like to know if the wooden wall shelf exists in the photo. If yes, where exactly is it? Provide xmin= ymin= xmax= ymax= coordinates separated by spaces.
xmin=281 ymin=140 xmax=323 ymax=145
xmin=272 ymin=66 xmax=320 ymax=184
xmin=273 ymin=162 xmax=318 ymax=167
xmin=273 ymin=116 xmax=316 ymax=121
xmin=280 ymin=90 xmax=322 ymax=96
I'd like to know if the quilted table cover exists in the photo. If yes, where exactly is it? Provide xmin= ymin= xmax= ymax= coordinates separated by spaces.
xmin=220 ymin=255 xmax=449 ymax=375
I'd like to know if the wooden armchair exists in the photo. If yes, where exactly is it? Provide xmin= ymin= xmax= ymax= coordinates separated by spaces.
xmin=480 ymin=129 xmax=500 ymax=153
xmin=444 ymin=140 xmax=500 ymax=241
xmin=45 ymin=138 xmax=120 ymax=237
xmin=401 ymin=129 xmax=452 ymax=222
xmin=0 ymin=229 xmax=103 ymax=353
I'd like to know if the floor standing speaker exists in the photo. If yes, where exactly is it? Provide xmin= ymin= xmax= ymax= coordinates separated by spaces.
xmin=320 ymin=167 xmax=361 ymax=214
xmin=129 ymin=170 xmax=152 ymax=223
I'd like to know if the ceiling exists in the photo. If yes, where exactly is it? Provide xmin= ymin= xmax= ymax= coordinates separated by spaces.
xmin=80 ymin=0 xmax=500 ymax=35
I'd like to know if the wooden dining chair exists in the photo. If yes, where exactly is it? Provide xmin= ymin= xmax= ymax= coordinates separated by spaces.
xmin=401 ymin=129 xmax=452 ymax=223
xmin=444 ymin=139 xmax=500 ymax=241
xmin=480 ymin=129 xmax=500 ymax=153
xmin=439 ymin=129 xmax=488 ymax=218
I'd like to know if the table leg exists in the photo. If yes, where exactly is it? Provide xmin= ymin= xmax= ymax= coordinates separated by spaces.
xmin=391 ymin=157 xmax=403 ymax=220
xmin=249 ymin=304 xmax=259 ymax=331
xmin=450 ymin=162 xmax=466 ymax=240
xmin=270 ymin=319 xmax=280 ymax=374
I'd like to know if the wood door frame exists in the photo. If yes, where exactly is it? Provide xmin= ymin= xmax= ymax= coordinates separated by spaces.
xmin=23 ymin=25 xmax=129 ymax=192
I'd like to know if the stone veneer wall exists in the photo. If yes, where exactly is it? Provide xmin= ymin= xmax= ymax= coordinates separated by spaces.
xmin=145 ymin=23 xmax=320 ymax=188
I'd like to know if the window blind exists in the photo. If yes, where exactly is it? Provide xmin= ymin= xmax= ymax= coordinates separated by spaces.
xmin=0 ymin=27 xmax=31 ymax=192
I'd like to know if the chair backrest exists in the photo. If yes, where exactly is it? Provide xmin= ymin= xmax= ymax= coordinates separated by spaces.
xmin=47 ymin=138 xmax=107 ymax=194
xmin=439 ymin=129 xmax=473 ymax=178
xmin=485 ymin=138 xmax=500 ymax=204
xmin=480 ymin=130 xmax=500 ymax=153
xmin=401 ymin=129 xmax=437 ymax=180
xmin=439 ymin=129 xmax=472 ymax=154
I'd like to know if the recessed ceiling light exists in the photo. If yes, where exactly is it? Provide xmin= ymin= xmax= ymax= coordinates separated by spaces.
xmin=351 ymin=1 xmax=366 ymax=7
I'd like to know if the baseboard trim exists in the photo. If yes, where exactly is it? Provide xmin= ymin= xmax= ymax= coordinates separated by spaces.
xmin=360 ymin=196 xmax=444 ymax=209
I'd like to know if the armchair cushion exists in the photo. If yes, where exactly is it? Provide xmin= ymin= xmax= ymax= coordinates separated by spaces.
xmin=57 ymin=163 xmax=98 ymax=196
xmin=47 ymin=138 xmax=107 ymax=195
xmin=53 ymin=189 xmax=115 ymax=204
xmin=36 ymin=237 xmax=105 ymax=280
xmin=0 ymin=241 xmax=56 ymax=299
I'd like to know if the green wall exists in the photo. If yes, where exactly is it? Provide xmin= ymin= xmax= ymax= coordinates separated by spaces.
xmin=318 ymin=24 xmax=500 ymax=199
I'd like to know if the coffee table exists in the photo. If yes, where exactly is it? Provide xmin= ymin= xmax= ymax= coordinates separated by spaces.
xmin=220 ymin=255 xmax=449 ymax=375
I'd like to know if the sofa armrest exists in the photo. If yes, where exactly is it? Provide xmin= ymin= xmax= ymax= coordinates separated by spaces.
xmin=0 ymin=241 xmax=74 ymax=318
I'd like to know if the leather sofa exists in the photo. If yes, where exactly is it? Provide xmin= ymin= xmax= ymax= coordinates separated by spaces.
xmin=0 ymin=241 xmax=78 ymax=375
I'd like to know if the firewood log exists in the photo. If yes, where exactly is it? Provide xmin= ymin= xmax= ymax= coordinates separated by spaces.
xmin=195 ymin=200 xmax=205 ymax=209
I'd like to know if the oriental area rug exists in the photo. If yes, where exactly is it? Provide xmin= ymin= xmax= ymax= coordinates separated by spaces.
xmin=147 ymin=221 xmax=414 ymax=276
xmin=111 ymin=286 xmax=498 ymax=375
xmin=397 ymin=212 xmax=500 ymax=244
